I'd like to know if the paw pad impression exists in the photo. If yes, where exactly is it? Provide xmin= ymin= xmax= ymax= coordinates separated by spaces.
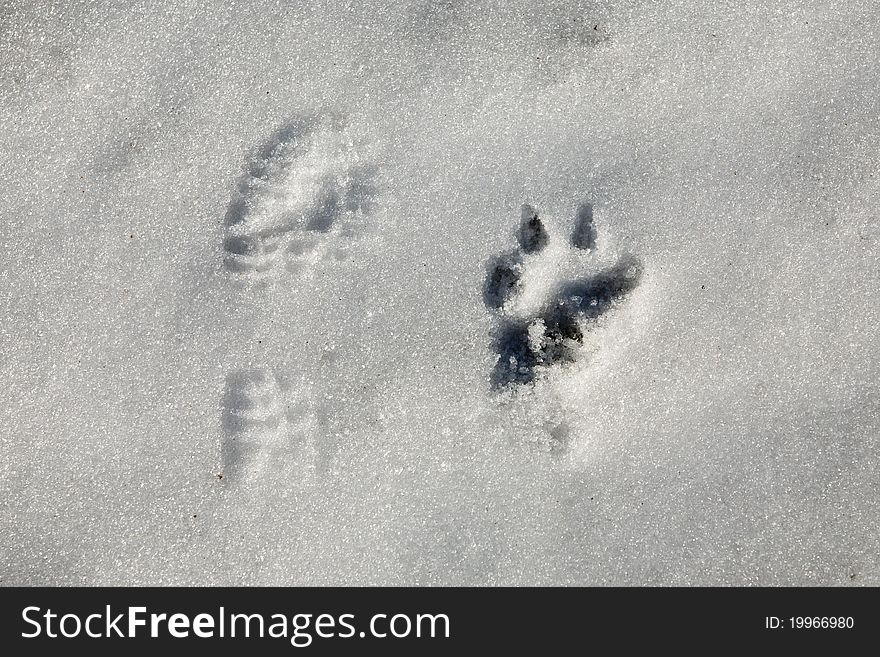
xmin=485 ymin=202 xmax=641 ymax=387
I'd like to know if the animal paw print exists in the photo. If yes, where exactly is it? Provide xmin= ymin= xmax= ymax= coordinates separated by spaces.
xmin=222 ymin=114 xmax=378 ymax=281
xmin=484 ymin=202 xmax=642 ymax=387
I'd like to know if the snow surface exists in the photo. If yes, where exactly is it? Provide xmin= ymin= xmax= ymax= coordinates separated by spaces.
xmin=1 ymin=0 xmax=878 ymax=585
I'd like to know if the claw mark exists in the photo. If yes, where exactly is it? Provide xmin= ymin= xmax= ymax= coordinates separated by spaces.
xmin=518 ymin=203 xmax=549 ymax=254
xmin=572 ymin=202 xmax=596 ymax=250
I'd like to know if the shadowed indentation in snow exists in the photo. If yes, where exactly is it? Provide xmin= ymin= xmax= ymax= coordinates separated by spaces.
xmin=304 ymin=164 xmax=379 ymax=234
xmin=483 ymin=251 xmax=524 ymax=310
xmin=220 ymin=368 xmax=283 ymax=480
xmin=490 ymin=308 xmax=584 ymax=388
xmin=556 ymin=254 xmax=641 ymax=318
xmin=220 ymin=115 xmax=379 ymax=278
xmin=572 ymin=201 xmax=596 ymax=250
xmin=223 ymin=117 xmax=317 ymax=230
xmin=518 ymin=203 xmax=549 ymax=254
xmin=485 ymin=203 xmax=642 ymax=388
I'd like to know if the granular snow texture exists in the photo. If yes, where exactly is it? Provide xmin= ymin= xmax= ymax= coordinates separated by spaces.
xmin=1 ymin=0 xmax=878 ymax=585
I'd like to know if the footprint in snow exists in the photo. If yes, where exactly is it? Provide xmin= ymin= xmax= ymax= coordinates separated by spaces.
xmin=222 ymin=114 xmax=379 ymax=283
xmin=484 ymin=201 xmax=642 ymax=388
xmin=217 ymin=113 xmax=379 ymax=485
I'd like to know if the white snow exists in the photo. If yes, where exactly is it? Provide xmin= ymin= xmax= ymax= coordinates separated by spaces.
xmin=1 ymin=0 xmax=878 ymax=585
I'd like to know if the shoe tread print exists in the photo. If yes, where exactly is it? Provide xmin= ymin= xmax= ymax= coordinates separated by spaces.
xmin=222 ymin=114 xmax=378 ymax=282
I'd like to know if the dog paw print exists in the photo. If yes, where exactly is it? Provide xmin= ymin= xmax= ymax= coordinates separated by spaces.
xmin=484 ymin=202 xmax=642 ymax=387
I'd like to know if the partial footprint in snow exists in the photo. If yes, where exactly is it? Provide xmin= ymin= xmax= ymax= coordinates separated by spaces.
xmin=216 ymin=112 xmax=381 ymax=484
xmin=222 ymin=115 xmax=379 ymax=282
xmin=220 ymin=369 xmax=285 ymax=481
xmin=220 ymin=368 xmax=319 ymax=486
xmin=484 ymin=202 xmax=642 ymax=388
